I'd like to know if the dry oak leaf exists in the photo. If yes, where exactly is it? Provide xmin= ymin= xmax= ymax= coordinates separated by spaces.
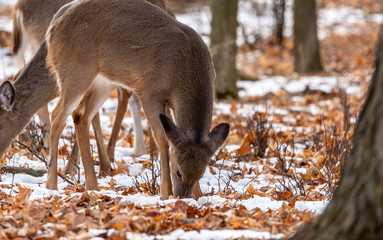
xmin=237 ymin=131 xmax=255 ymax=155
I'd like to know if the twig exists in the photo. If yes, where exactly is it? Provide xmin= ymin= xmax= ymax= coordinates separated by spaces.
xmin=13 ymin=140 xmax=75 ymax=185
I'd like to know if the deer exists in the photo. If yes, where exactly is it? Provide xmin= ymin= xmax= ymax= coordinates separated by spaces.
xmin=11 ymin=0 xmax=74 ymax=151
xmin=0 ymin=0 xmax=173 ymax=175
xmin=45 ymin=0 xmax=230 ymax=199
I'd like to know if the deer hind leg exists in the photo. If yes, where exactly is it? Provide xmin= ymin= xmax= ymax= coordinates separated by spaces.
xmin=72 ymin=75 xmax=114 ymax=190
xmin=128 ymin=92 xmax=146 ymax=156
xmin=46 ymin=63 xmax=98 ymax=190
xmin=91 ymin=111 xmax=111 ymax=177
xmin=36 ymin=104 xmax=51 ymax=151
xmin=107 ymin=88 xmax=130 ymax=162
xmin=140 ymin=97 xmax=172 ymax=199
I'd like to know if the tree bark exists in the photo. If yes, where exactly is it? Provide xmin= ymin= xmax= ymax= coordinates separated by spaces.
xmin=273 ymin=0 xmax=285 ymax=45
xmin=293 ymin=0 xmax=323 ymax=72
xmin=210 ymin=0 xmax=239 ymax=99
xmin=291 ymin=27 xmax=383 ymax=240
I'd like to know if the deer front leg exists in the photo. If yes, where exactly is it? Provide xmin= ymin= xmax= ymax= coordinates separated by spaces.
xmin=140 ymin=99 xmax=172 ymax=199
xmin=92 ymin=112 xmax=111 ymax=177
xmin=107 ymin=88 xmax=129 ymax=162
xmin=192 ymin=181 xmax=203 ymax=200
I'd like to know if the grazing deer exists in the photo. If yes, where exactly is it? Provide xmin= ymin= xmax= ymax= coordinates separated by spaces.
xmin=46 ymin=0 xmax=230 ymax=199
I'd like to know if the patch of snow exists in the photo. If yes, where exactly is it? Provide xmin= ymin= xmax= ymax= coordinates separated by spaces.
xmin=158 ymin=229 xmax=284 ymax=240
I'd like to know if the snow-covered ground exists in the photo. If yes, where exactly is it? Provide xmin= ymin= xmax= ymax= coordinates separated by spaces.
xmin=0 ymin=1 xmax=375 ymax=239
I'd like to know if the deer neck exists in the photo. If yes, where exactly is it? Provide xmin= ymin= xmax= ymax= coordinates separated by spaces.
xmin=13 ymin=42 xmax=58 ymax=117
xmin=172 ymin=79 xmax=214 ymax=141
xmin=0 ymin=42 xmax=57 ymax=156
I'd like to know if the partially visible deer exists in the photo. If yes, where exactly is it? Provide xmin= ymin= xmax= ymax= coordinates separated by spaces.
xmin=46 ymin=0 xmax=230 ymax=199
xmin=11 ymin=0 xmax=73 ymax=150
xmin=10 ymin=0 xmax=175 ymax=164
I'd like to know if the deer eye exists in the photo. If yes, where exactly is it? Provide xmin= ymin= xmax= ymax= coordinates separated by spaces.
xmin=176 ymin=170 xmax=182 ymax=179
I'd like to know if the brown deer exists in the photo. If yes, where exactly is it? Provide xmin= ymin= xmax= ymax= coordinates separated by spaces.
xmin=46 ymin=0 xmax=230 ymax=199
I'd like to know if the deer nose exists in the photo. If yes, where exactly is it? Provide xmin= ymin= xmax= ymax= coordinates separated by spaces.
xmin=182 ymin=187 xmax=193 ymax=199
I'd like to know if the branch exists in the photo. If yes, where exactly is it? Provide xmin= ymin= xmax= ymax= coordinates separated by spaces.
xmin=1 ymin=166 xmax=46 ymax=177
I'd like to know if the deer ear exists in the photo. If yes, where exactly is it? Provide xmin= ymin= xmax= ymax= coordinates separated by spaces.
xmin=159 ymin=114 xmax=187 ymax=145
xmin=0 ymin=81 xmax=15 ymax=112
xmin=209 ymin=123 xmax=230 ymax=152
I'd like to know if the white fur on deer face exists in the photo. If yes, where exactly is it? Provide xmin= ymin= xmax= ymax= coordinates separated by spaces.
xmin=160 ymin=114 xmax=230 ymax=198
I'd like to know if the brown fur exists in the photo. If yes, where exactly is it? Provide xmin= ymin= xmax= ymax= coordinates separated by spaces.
xmin=46 ymin=0 xmax=230 ymax=199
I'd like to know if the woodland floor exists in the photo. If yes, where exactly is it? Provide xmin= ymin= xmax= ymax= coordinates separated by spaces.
xmin=0 ymin=0 xmax=382 ymax=239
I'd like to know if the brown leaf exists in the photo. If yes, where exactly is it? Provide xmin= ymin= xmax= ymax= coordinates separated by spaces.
xmin=237 ymin=132 xmax=254 ymax=155
xmin=16 ymin=185 xmax=33 ymax=206
xmin=230 ymin=102 xmax=237 ymax=113
xmin=209 ymin=166 xmax=216 ymax=175
xmin=110 ymin=178 xmax=115 ymax=190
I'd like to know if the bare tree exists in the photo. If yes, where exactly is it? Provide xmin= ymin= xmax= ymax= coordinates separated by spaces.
xmin=273 ymin=0 xmax=285 ymax=45
xmin=293 ymin=0 xmax=323 ymax=72
xmin=291 ymin=27 xmax=383 ymax=240
xmin=210 ymin=0 xmax=239 ymax=99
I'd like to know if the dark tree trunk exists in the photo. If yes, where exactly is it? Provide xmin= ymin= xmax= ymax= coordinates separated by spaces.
xmin=291 ymin=27 xmax=383 ymax=240
xmin=210 ymin=0 xmax=238 ymax=99
xmin=293 ymin=0 xmax=323 ymax=72
xmin=273 ymin=0 xmax=285 ymax=45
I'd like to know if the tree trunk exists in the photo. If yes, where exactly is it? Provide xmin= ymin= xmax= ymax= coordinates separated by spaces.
xmin=210 ymin=0 xmax=239 ymax=99
xmin=293 ymin=0 xmax=322 ymax=72
xmin=273 ymin=0 xmax=285 ymax=45
xmin=291 ymin=27 xmax=383 ymax=240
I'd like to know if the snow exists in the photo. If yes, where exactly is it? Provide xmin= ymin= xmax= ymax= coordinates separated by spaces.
xmin=238 ymin=76 xmax=363 ymax=98
xmin=0 ymin=0 xmax=15 ymax=6
xmin=159 ymin=229 xmax=285 ymax=240
xmin=0 ymin=1 xmax=373 ymax=239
